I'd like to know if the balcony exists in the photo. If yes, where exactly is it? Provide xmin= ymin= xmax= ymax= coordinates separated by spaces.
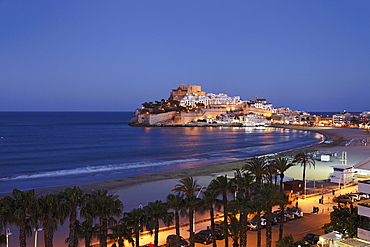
xmin=358 ymin=203 xmax=370 ymax=218
xmin=358 ymin=227 xmax=370 ymax=241
xmin=358 ymin=180 xmax=370 ymax=194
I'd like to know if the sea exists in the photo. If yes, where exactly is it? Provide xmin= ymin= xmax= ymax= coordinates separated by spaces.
xmin=0 ymin=111 xmax=324 ymax=194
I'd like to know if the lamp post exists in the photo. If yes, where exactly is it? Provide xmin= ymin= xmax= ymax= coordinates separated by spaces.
xmin=193 ymin=186 xmax=205 ymax=233
xmin=34 ymin=228 xmax=45 ymax=247
xmin=6 ymin=228 xmax=12 ymax=247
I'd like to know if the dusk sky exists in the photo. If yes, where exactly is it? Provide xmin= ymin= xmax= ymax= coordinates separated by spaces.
xmin=1 ymin=1 xmax=369 ymax=112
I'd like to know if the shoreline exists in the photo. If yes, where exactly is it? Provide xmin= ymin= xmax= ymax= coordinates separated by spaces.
xmin=4 ymin=125 xmax=365 ymax=194
xmin=1 ymin=126 xmax=369 ymax=202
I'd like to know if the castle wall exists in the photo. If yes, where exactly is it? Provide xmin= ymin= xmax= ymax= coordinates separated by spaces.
xmin=180 ymin=107 xmax=227 ymax=124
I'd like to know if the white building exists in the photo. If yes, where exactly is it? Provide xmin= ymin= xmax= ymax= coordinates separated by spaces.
xmin=329 ymin=165 xmax=354 ymax=185
xmin=180 ymin=92 xmax=243 ymax=107
xmin=354 ymin=157 xmax=370 ymax=242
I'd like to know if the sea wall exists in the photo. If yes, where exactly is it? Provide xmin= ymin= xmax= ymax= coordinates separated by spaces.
xmin=129 ymin=111 xmax=176 ymax=126
xmin=179 ymin=107 xmax=227 ymax=124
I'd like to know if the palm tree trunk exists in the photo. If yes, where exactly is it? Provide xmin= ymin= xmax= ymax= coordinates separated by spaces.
xmin=239 ymin=212 xmax=246 ymax=247
xmin=154 ymin=221 xmax=159 ymax=247
xmin=279 ymin=209 xmax=284 ymax=240
xmin=302 ymin=164 xmax=306 ymax=195
xmin=189 ymin=209 xmax=195 ymax=247
xmin=210 ymin=207 xmax=217 ymax=247
xmin=175 ymin=211 xmax=181 ymax=247
xmin=135 ymin=227 xmax=140 ymax=247
xmin=265 ymin=211 xmax=272 ymax=247
xmin=278 ymin=174 xmax=285 ymax=241
xmin=256 ymin=211 xmax=262 ymax=247
xmin=223 ymin=193 xmax=229 ymax=247
xmin=101 ymin=217 xmax=108 ymax=247
xmin=44 ymin=228 xmax=48 ymax=247
xmin=47 ymin=230 xmax=54 ymax=247
xmin=19 ymin=220 xmax=27 ymax=247
xmin=68 ymin=208 xmax=77 ymax=247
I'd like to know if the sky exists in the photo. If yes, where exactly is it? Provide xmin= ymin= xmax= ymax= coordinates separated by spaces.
xmin=1 ymin=1 xmax=370 ymax=112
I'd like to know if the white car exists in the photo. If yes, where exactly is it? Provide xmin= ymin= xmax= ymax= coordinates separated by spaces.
xmin=286 ymin=208 xmax=304 ymax=218
xmin=347 ymin=193 xmax=361 ymax=201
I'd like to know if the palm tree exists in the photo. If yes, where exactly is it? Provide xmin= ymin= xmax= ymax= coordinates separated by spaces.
xmin=200 ymin=187 xmax=222 ymax=247
xmin=88 ymin=189 xmax=124 ymax=247
xmin=248 ymin=195 xmax=265 ymax=247
xmin=276 ymin=193 xmax=291 ymax=241
xmin=166 ymin=193 xmax=185 ymax=247
xmin=109 ymin=222 xmax=135 ymax=247
xmin=255 ymin=183 xmax=281 ymax=247
xmin=227 ymin=214 xmax=240 ymax=247
xmin=271 ymin=156 xmax=295 ymax=192
xmin=271 ymin=156 xmax=295 ymax=241
xmin=59 ymin=186 xmax=85 ymax=247
xmin=275 ymin=234 xmax=295 ymax=247
xmin=2 ymin=189 xmax=36 ymax=247
xmin=293 ymin=151 xmax=315 ymax=195
xmin=227 ymin=194 xmax=251 ymax=247
xmin=208 ymin=175 xmax=233 ymax=247
xmin=243 ymin=157 xmax=268 ymax=186
xmin=36 ymin=193 xmax=64 ymax=247
xmin=75 ymin=219 xmax=99 ymax=247
xmin=172 ymin=177 xmax=201 ymax=247
xmin=265 ymin=163 xmax=278 ymax=184
xmin=123 ymin=207 xmax=146 ymax=247
xmin=229 ymin=172 xmax=254 ymax=247
xmin=144 ymin=200 xmax=173 ymax=247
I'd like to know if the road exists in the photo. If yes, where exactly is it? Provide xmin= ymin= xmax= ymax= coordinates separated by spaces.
xmin=189 ymin=211 xmax=330 ymax=247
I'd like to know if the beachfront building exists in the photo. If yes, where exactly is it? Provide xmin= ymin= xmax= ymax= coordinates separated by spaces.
xmin=352 ymin=157 xmax=370 ymax=242
xmin=317 ymin=157 xmax=370 ymax=246
xmin=360 ymin=112 xmax=370 ymax=129
xmin=333 ymin=112 xmax=352 ymax=127
xmin=329 ymin=165 xmax=354 ymax=185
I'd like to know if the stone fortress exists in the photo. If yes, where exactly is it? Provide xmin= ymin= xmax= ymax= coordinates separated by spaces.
xmin=129 ymin=84 xmax=315 ymax=127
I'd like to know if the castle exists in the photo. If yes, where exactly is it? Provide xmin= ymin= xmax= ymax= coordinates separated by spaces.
xmin=129 ymin=85 xmax=282 ymax=127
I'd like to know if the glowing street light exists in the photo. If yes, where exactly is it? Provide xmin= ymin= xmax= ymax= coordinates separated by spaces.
xmin=6 ymin=228 xmax=12 ymax=247
xmin=34 ymin=228 xmax=45 ymax=247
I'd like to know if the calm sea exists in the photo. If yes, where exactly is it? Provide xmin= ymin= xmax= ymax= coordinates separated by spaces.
xmin=0 ymin=112 xmax=323 ymax=193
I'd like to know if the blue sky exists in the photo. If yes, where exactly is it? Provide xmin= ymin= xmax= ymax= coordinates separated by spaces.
xmin=1 ymin=1 xmax=369 ymax=112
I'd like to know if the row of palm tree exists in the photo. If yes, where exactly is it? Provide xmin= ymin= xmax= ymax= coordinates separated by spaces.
xmin=0 ymin=151 xmax=315 ymax=247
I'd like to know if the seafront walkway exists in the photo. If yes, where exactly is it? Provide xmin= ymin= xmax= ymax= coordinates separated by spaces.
xmin=123 ymin=182 xmax=358 ymax=247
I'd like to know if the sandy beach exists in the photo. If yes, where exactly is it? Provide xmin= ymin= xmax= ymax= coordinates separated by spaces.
xmin=13 ymin=125 xmax=369 ymax=212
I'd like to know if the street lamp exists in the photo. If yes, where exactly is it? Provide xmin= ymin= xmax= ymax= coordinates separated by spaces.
xmin=34 ymin=228 xmax=45 ymax=247
xmin=6 ymin=228 xmax=12 ymax=247
xmin=194 ymin=186 xmax=205 ymax=233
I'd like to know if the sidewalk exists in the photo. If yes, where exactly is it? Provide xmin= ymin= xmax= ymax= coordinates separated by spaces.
xmin=294 ymin=181 xmax=358 ymax=215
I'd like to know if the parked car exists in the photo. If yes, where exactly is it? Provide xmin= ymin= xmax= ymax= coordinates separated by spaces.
xmin=194 ymin=229 xmax=225 ymax=244
xmin=357 ymin=192 xmax=370 ymax=200
xmin=247 ymin=221 xmax=257 ymax=231
xmin=194 ymin=231 xmax=213 ymax=245
xmin=273 ymin=212 xmax=289 ymax=223
xmin=261 ymin=215 xmax=278 ymax=225
xmin=303 ymin=233 xmax=320 ymax=245
xmin=346 ymin=193 xmax=361 ymax=201
xmin=333 ymin=195 xmax=354 ymax=203
xmin=286 ymin=208 xmax=304 ymax=218
xmin=273 ymin=210 xmax=295 ymax=220
xmin=166 ymin=235 xmax=189 ymax=247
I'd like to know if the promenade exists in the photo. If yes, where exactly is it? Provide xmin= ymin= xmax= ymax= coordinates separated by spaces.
xmin=133 ymin=182 xmax=358 ymax=247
